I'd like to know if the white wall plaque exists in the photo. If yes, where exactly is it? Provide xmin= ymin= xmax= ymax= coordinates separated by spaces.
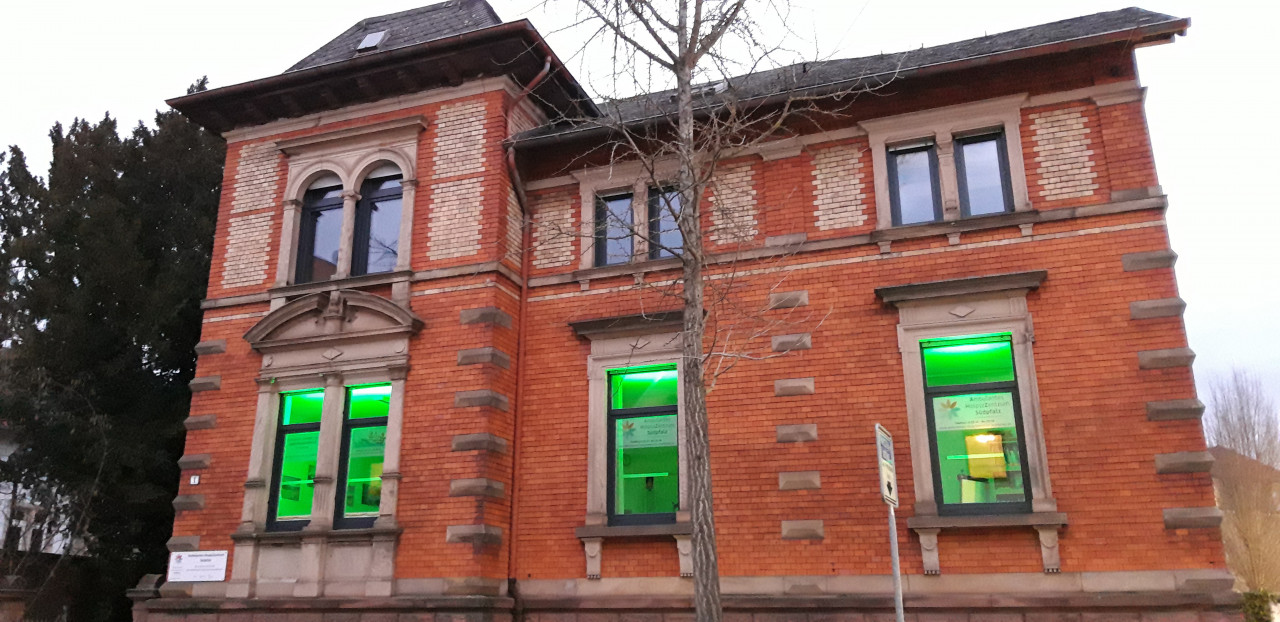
xmin=167 ymin=550 xmax=228 ymax=582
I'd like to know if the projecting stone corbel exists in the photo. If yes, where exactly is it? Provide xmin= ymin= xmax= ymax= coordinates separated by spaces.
xmin=674 ymin=535 xmax=693 ymax=577
xmin=583 ymin=537 xmax=602 ymax=579
xmin=1036 ymin=525 xmax=1061 ymax=573
xmin=915 ymin=528 xmax=941 ymax=575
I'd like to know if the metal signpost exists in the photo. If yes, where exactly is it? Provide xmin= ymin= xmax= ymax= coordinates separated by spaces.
xmin=876 ymin=424 xmax=905 ymax=622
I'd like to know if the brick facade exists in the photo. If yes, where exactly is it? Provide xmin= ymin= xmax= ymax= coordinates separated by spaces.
xmin=142 ymin=7 xmax=1234 ymax=622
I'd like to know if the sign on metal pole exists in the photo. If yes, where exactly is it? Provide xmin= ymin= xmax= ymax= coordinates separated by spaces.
xmin=876 ymin=424 xmax=906 ymax=622
xmin=876 ymin=423 xmax=898 ymax=508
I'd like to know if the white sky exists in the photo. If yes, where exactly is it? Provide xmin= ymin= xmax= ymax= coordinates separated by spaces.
xmin=1 ymin=0 xmax=1277 ymax=400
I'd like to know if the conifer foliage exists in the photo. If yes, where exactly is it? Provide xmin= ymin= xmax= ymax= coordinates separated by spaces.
xmin=0 ymin=79 xmax=224 ymax=621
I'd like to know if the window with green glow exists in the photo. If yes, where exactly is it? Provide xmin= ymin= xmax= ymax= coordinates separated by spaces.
xmin=342 ymin=425 xmax=386 ymax=518
xmin=270 ymin=389 xmax=325 ymax=529
xmin=921 ymin=333 xmax=1030 ymax=514
xmin=276 ymin=431 xmax=319 ymax=520
xmin=281 ymin=388 xmax=325 ymax=425
xmin=921 ymin=333 xmax=1015 ymax=387
xmin=337 ymin=383 xmax=389 ymax=527
xmin=608 ymin=365 xmax=679 ymax=524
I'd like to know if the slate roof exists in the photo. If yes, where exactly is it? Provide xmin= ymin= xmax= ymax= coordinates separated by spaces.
xmin=515 ymin=7 xmax=1186 ymax=142
xmin=287 ymin=0 xmax=503 ymax=73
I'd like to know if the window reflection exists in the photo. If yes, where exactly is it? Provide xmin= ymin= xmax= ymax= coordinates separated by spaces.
xmin=595 ymin=193 xmax=634 ymax=266
xmin=958 ymin=135 xmax=1012 ymax=216
xmin=890 ymin=147 xmax=940 ymax=225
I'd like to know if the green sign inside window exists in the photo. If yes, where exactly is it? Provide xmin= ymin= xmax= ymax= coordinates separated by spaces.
xmin=282 ymin=389 xmax=324 ymax=425
xmin=343 ymin=425 xmax=386 ymax=518
xmin=614 ymin=414 xmax=679 ymax=516
xmin=276 ymin=431 xmax=319 ymax=520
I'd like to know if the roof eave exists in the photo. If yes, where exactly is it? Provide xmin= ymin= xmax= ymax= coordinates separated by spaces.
xmin=168 ymin=20 xmax=597 ymax=134
xmin=509 ymin=16 xmax=1189 ymax=149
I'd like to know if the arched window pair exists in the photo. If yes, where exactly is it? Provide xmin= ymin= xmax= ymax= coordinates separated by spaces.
xmin=295 ymin=164 xmax=403 ymax=284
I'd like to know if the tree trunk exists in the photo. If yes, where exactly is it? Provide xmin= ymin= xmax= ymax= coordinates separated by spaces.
xmin=676 ymin=2 xmax=723 ymax=617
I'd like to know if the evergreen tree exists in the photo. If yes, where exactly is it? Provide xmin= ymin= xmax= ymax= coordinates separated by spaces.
xmin=0 ymin=79 xmax=224 ymax=621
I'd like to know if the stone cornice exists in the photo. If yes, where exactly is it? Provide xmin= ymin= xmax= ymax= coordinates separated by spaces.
xmin=876 ymin=270 xmax=1048 ymax=304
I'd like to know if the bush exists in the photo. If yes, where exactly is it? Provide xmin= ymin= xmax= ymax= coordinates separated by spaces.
xmin=1244 ymin=590 xmax=1279 ymax=622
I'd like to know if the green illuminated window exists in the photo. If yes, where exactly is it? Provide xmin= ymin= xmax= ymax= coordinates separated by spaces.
xmin=271 ymin=389 xmax=324 ymax=528
xmin=337 ymin=384 xmax=389 ymax=527
xmin=608 ymin=365 xmax=679 ymax=524
xmin=268 ymin=384 xmax=393 ymax=531
xmin=921 ymin=333 xmax=1030 ymax=514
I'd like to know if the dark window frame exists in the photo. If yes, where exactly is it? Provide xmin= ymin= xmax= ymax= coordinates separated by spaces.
xmin=647 ymin=185 xmax=684 ymax=260
xmin=295 ymin=185 xmax=345 ymax=284
xmin=954 ymin=131 xmax=1015 ymax=218
xmin=332 ymin=385 xmax=390 ymax=530
xmin=920 ymin=335 xmax=1034 ymax=516
xmin=266 ymin=391 xmax=323 ymax=532
xmin=594 ymin=191 xmax=636 ymax=267
xmin=605 ymin=367 xmax=679 ymax=526
xmin=887 ymin=143 xmax=944 ymax=226
xmin=351 ymin=174 xmax=404 ymax=277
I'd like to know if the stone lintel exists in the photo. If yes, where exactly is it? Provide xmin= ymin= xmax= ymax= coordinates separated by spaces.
xmin=1147 ymin=399 xmax=1205 ymax=421
xmin=774 ymin=377 xmax=815 ymax=397
xmin=778 ymin=471 xmax=821 ymax=491
xmin=167 ymin=535 xmax=201 ymax=552
xmin=454 ymin=390 xmax=510 ymax=412
xmin=188 ymin=376 xmax=222 ymax=393
xmin=445 ymin=524 xmax=503 ymax=545
xmin=1130 ymin=297 xmax=1186 ymax=320
xmin=569 ymin=310 xmax=683 ymax=339
xmin=457 ymin=347 xmax=512 ymax=369
xmin=771 ymin=333 xmax=812 ymax=352
xmin=1155 ymin=451 xmax=1214 ymax=474
xmin=1163 ymin=507 xmax=1223 ymax=529
xmin=193 ymin=339 xmax=227 ymax=356
xmin=1122 ymin=249 xmax=1178 ymax=272
xmin=459 ymin=306 xmax=513 ymax=328
xmin=183 ymin=415 xmax=217 ymax=430
xmin=777 ymin=424 xmax=818 ymax=443
xmin=449 ymin=478 xmax=506 ymax=498
xmin=1137 ymin=348 xmax=1196 ymax=370
xmin=768 ymin=290 xmax=810 ymax=309
xmin=875 ymin=270 xmax=1048 ymax=304
xmin=172 ymin=495 xmax=205 ymax=512
xmin=451 ymin=433 xmax=508 ymax=453
xmin=177 ymin=454 xmax=212 ymax=470
xmin=780 ymin=520 xmax=824 ymax=540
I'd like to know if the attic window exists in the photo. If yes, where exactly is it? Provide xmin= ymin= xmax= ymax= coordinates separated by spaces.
xmin=357 ymin=31 xmax=387 ymax=52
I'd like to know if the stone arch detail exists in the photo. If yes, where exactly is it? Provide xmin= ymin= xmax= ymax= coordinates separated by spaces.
xmin=244 ymin=289 xmax=423 ymax=351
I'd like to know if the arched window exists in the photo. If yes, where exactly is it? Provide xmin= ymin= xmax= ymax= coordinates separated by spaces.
xmin=296 ymin=174 xmax=343 ymax=284
xmin=353 ymin=163 xmax=402 ymax=276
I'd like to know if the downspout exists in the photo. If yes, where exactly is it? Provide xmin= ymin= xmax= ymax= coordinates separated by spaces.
xmin=504 ymin=56 xmax=552 ymax=619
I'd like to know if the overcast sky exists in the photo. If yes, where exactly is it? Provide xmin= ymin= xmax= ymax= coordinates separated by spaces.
xmin=1 ymin=0 xmax=1276 ymax=402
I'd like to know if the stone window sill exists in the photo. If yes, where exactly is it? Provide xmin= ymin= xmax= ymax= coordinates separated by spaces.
xmin=230 ymin=524 xmax=402 ymax=544
xmin=574 ymin=522 xmax=692 ymax=539
xmin=907 ymin=511 xmax=1067 ymax=531
xmin=269 ymin=270 xmax=413 ymax=299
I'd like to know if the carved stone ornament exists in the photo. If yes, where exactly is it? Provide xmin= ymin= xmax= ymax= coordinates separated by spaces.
xmin=583 ymin=537 xmax=603 ymax=580
xmin=244 ymin=289 xmax=424 ymax=353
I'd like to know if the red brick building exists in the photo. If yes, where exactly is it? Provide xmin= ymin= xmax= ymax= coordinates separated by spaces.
xmin=140 ymin=2 xmax=1236 ymax=620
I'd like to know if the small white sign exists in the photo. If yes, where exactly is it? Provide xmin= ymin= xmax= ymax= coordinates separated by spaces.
xmin=167 ymin=550 xmax=228 ymax=583
xmin=876 ymin=424 xmax=899 ymax=507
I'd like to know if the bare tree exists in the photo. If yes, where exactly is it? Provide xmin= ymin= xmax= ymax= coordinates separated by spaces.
xmin=524 ymin=2 xmax=889 ymax=620
xmin=1204 ymin=369 xmax=1280 ymax=592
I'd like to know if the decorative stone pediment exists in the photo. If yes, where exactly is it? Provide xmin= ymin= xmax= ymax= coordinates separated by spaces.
xmin=244 ymin=290 xmax=423 ymax=373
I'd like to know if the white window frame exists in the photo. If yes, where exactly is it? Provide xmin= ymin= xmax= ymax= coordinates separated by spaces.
xmin=584 ymin=332 xmax=689 ymax=526
xmin=892 ymin=290 xmax=1056 ymax=517
xmin=861 ymin=95 xmax=1032 ymax=229
xmin=274 ymin=117 xmax=427 ymax=286
xmin=572 ymin=160 xmax=680 ymax=270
